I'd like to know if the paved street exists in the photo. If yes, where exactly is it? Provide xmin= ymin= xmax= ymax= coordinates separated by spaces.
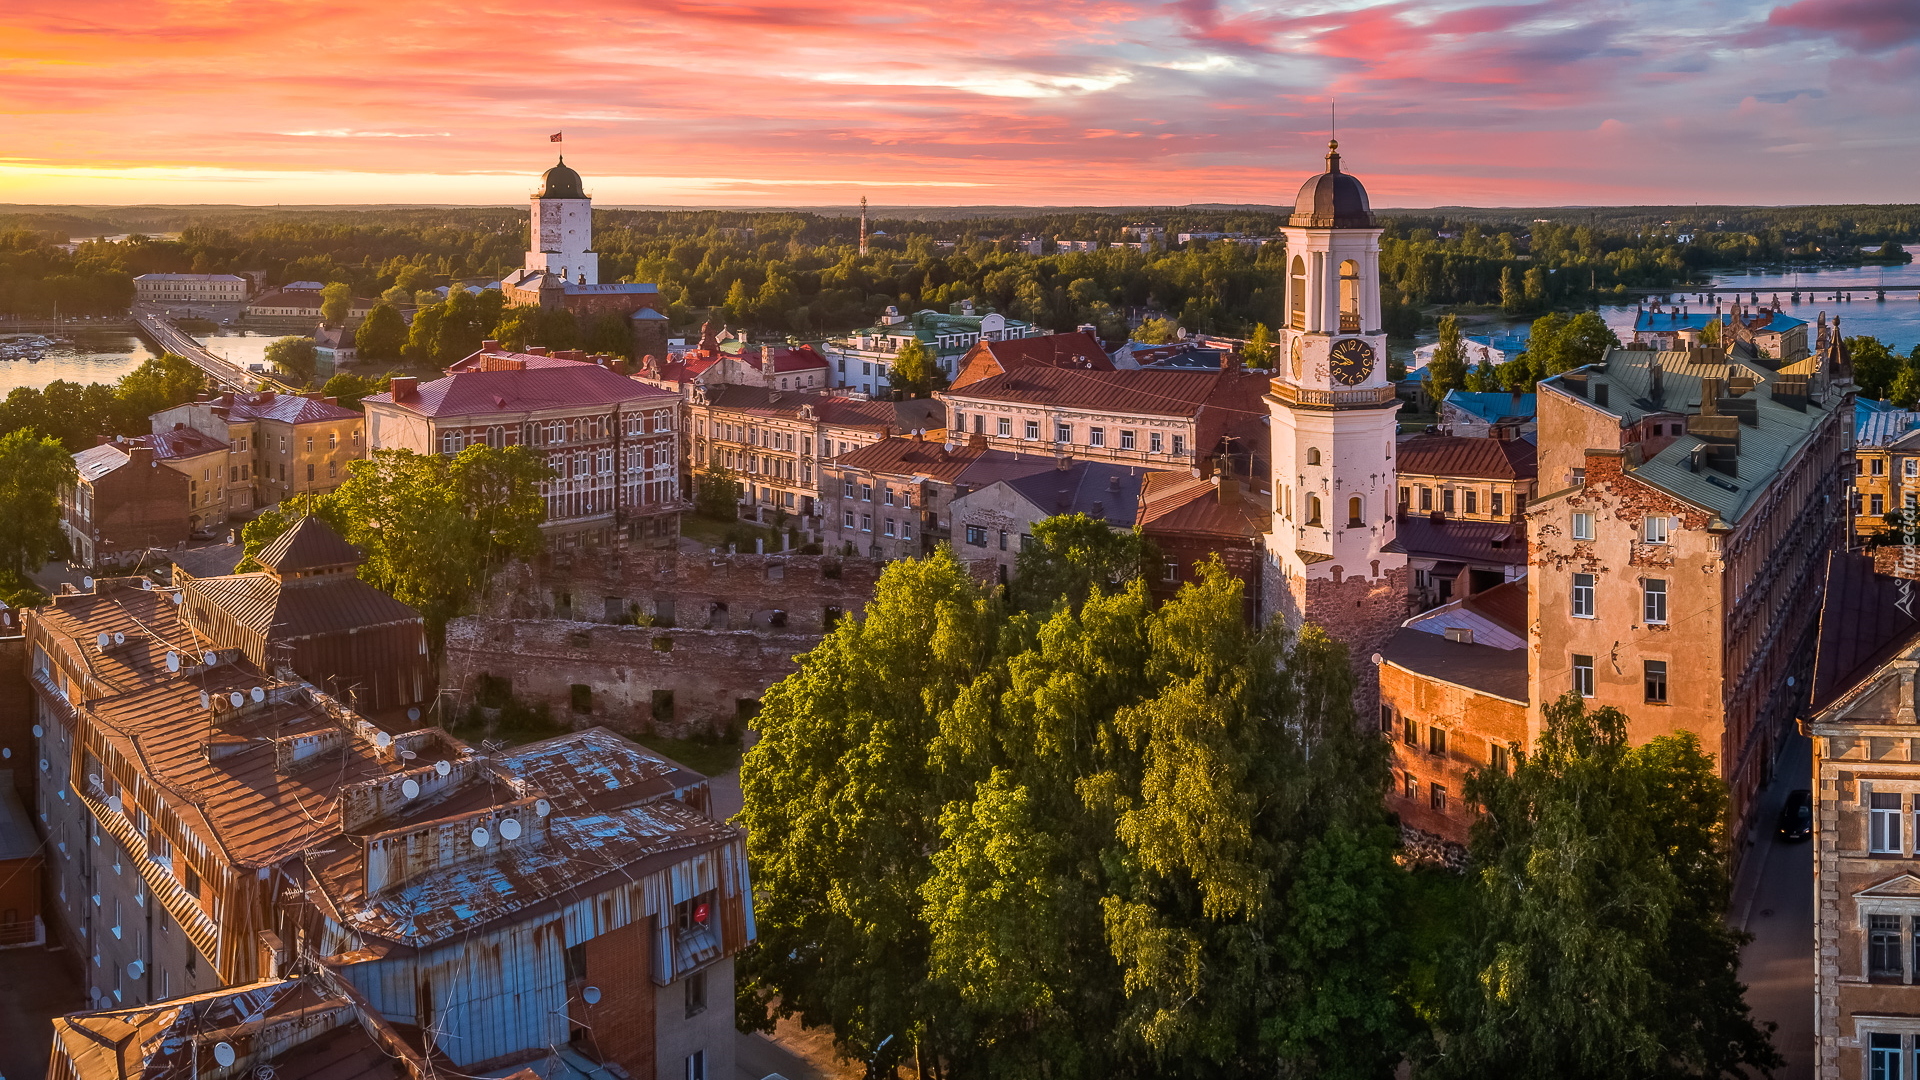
xmin=0 ymin=943 xmax=84 ymax=1080
xmin=1733 ymin=732 xmax=1815 ymax=1080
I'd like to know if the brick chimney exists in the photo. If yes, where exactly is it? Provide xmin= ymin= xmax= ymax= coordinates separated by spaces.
xmin=127 ymin=445 xmax=155 ymax=469
xmin=389 ymin=376 xmax=418 ymax=400
xmin=481 ymin=339 xmax=501 ymax=352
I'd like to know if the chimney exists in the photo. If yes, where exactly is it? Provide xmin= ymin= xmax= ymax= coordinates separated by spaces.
xmin=1055 ymin=452 xmax=1072 ymax=471
xmin=481 ymin=339 xmax=500 ymax=352
xmin=389 ymin=376 xmax=418 ymax=400
xmin=1218 ymin=475 xmax=1242 ymax=505
xmin=173 ymin=422 xmax=185 ymax=431
xmin=1699 ymin=376 xmax=1722 ymax=415
xmin=127 ymin=445 xmax=155 ymax=469
xmin=95 ymin=434 xmax=111 ymax=446
xmin=528 ymin=346 xmax=549 ymax=357
xmin=324 ymin=396 xmax=339 ymax=406
xmin=967 ymin=433 xmax=987 ymax=452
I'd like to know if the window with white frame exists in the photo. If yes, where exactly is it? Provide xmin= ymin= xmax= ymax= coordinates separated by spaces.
xmin=1869 ymin=916 xmax=1905 ymax=981
xmin=1872 ymin=791 xmax=1904 ymax=853
xmin=1024 ymin=420 xmax=1040 ymax=440
xmin=1089 ymin=426 xmax=1105 ymax=447
xmin=843 ymin=510 xmax=855 ymax=529
xmin=997 ymin=417 xmax=1011 ymax=437
xmin=1644 ymin=516 xmax=1669 ymax=544
xmin=1150 ymin=432 xmax=1164 ymax=453
xmin=1172 ymin=435 xmax=1185 ymax=455
xmin=1056 ymin=422 xmax=1072 ymax=443
xmin=1643 ymin=579 xmax=1668 ymax=624
xmin=1120 ymin=429 xmax=1136 ymax=450
xmin=1571 ymin=573 xmax=1595 ymax=617
xmin=1572 ymin=512 xmax=1594 ymax=541
xmin=1571 ymin=654 xmax=1594 ymax=697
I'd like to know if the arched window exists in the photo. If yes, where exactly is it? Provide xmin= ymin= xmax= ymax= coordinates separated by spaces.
xmin=1307 ymin=446 xmax=1322 ymax=465
xmin=1307 ymin=495 xmax=1323 ymax=526
xmin=1339 ymin=260 xmax=1361 ymax=333
xmin=1348 ymin=496 xmax=1364 ymax=527
xmin=1289 ymin=256 xmax=1308 ymax=331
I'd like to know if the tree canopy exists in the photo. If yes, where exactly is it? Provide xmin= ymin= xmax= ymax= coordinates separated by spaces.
xmin=319 ymin=281 xmax=352 ymax=326
xmin=0 ymin=353 xmax=205 ymax=450
xmin=887 ymin=338 xmax=941 ymax=396
xmin=353 ymin=301 xmax=408 ymax=361
xmin=739 ymin=549 xmax=1406 ymax=1079
xmin=265 ymin=336 xmax=317 ymax=384
xmin=1426 ymin=314 xmax=1468 ymax=409
xmin=0 ymin=427 xmax=75 ymax=582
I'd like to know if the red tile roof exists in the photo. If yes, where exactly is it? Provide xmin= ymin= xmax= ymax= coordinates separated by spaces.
xmin=941 ymin=367 xmax=1225 ymax=417
xmin=218 ymin=392 xmax=361 ymax=425
xmin=832 ymin=435 xmax=993 ymax=481
xmin=698 ymin=386 xmax=942 ymax=432
xmin=950 ymin=331 xmax=1112 ymax=390
xmin=1135 ymin=472 xmax=1266 ymax=540
xmin=365 ymin=363 xmax=676 ymax=418
xmin=1396 ymin=434 xmax=1538 ymax=481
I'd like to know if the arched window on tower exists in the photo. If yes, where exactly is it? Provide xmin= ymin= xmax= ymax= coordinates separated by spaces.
xmin=1307 ymin=446 xmax=1322 ymax=465
xmin=1306 ymin=495 xmax=1323 ymax=526
xmin=1339 ymin=260 xmax=1361 ymax=333
xmin=1348 ymin=496 xmax=1364 ymax=527
xmin=1290 ymin=256 xmax=1308 ymax=331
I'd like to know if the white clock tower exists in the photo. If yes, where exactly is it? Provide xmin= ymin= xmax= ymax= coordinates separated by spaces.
xmin=525 ymin=157 xmax=598 ymax=285
xmin=1264 ymin=141 xmax=1406 ymax=653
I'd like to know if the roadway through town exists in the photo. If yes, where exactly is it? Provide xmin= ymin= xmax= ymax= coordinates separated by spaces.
xmin=132 ymin=306 xmax=295 ymax=393
xmin=1735 ymin=732 xmax=1816 ymax=1080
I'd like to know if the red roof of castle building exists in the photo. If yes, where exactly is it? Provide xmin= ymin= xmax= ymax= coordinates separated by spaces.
xmin=365 ymin=363 xmax=675 ymax=418
xmin=1396 ymin=433 xmax=1537 ymax=481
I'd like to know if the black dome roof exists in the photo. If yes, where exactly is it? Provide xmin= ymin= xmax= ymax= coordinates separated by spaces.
xmin=537 ymin=156 xmax=586 ymax=200
xmin=1290 ymin=141 xmax=1372 ymax=228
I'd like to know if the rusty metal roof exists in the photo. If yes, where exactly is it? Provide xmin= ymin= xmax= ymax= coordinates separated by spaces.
xmin=183 ymin=572 xmax=422 ymax=640
xmin=257 ymin=516 xmax=362 ymax=573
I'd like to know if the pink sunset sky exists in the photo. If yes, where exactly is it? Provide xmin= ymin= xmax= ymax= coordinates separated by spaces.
xmin=2 ymin=0 xmax=1916 ymax=207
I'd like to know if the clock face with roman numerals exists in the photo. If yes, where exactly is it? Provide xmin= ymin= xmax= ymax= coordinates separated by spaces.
xmin=1329 ymin=337 xmax=1377 ymax=386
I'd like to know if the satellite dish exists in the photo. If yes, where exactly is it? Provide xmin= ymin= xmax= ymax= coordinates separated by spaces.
xmin=250 ymin=687 xmax=265 ymax=703
xmin=1787 ymin=676 xmax=1797 ymax=688
xmin=166 ymin=652 xmax=180 ymax=673
xmin=107 ymin=795 xmax=122 ymax=814
xmin=214 ymin=1042 xmax=236 ymax=1067
xmin=40 ymin=758 xmax=49 ymax=772
xmin=401 ymin=778 xmax=420 ymax=799
xmin=500 ymin=818 xmax=521 ymax=840
xmin=32 ymin=724 xmax=43 ymax=738
xmin=228 ymin=692 xmax=245 ymax=708
xmin=96 ymin=633 xmax=111 ymax=649
xmin=82 ymin=576 xmax=94 ymax=590
xmin=2 ymin=748 xmax=10 ymax=760
xmin=198 ymin=691 xmax=210 ymax=710
xmin=407 ymin=707 xmax=420 ymax=722
xmin=204 ymin=651 xmax=218 ymax=665
xmin=113 ymin=632 xmax=126 ymax=646
xmin=1369 ymin=652 xmax=1383 ymax=665
xmin=471 ymin=827 xmax=490 ymax=847
xmin=535 ymin=799 xmax=551 ymax=818
xmin=128 ymin=959 xmax=144 ymax=977
xmin=173 ymin=592 xmax=184 ymax=605
xmin=435 ymin=760 xmax=451 ymax=778
xmin=373 ymin=730 xmax=392 ymax=748
xmin=582 ymin=985 xmax=602 ymax=1005
xmin=399 ymin=750 xmax=416 ymax=761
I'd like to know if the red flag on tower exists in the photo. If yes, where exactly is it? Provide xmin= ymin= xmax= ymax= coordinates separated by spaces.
xmin=550 ymin=132 xmax=562 ymax=143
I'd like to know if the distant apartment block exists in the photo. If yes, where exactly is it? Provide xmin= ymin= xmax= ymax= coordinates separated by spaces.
xmin=133 ymin=273 xmax=250 ymax=304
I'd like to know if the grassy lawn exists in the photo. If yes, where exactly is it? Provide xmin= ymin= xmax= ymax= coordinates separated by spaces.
xmin=635 ymin=732 xmax=744 ymax=777
xmin=680 ymin=512 xmax=787 ymax=552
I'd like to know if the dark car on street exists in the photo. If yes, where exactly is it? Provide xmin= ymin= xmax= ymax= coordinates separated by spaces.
xmin=1777 ymin=788 xmax=1813 ymax=842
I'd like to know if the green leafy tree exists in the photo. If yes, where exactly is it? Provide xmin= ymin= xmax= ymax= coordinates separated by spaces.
xmin=319 ymin=281 xmax=352 ymax=327
xmin=379 ymin=284 xmax=411 ymax=306
xmin=1888 ymin=365 xmax=1920 ymax=409
xmin=888 ymin=338 xmax=941 ymax=396
xmin=354 ymin=302 xmax=409 ymax=362
xmin=720 ymin=279 xmax=752 ymax=326
xmin=1498 ymin=267 xmax=1524 ymax=316
xmin=1552 ymin=311 xmax=1622 ymax=374
xmin=0 ymin=428 xmax=76 ymax=577
xmin=113 ymin=354 xmax=205 ymax=429
xmin=1428 ymin=694 xmax=1780 ymax=1080
xmin=241 ymin=446 xmax=550 ymax=648
xmin=404 ymin=302 xmax=443 ymax=362
xmin=692 ymin=466 xmax=742 ymax=520
xmin=582 ymin=313 xmax=634 ymax=359
xmin=1851 ymin=336 xmax=1902 ymax=400
xmin=264 ymin=336 xmax=318 ymax=384
xmin=1244 ymin=323 xmax=1275 ymax=368
xmin=321 ymin=371 xmax=391 ymax=410
xmin=1132 ymin=316 xmax=1178 ymax=344
xmin=1698 ymin=316 xmax=1722 ymax=347
xmin=1425 ymin=313 xmax=1469 ymax=409
xmin=1012 ymin=512 xmax=1147 ymax=613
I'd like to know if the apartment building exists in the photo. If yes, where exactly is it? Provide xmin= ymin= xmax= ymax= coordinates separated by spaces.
xmin=123 ymin=426 xmax=235 ymax=533
xmin=1395 ymin=432 xmax=1537 ymax=610
xmin=822 ymin=435 xmax=1063 ymax=560
xmin=947 ymin=458 xmax=1151 ymax=586
xmin=947 ymin=330 xmax=1113 ymax=391
xmin=25 ymin=576 xmax=753 ymax=1078
xmin=1853 ymin=401 xmax=1920 ymax=540
xmin=938 ymin=367 xmax=1267 ymax=475
xmin=362 ymin=350 xmax=682 ymax=550
xmin=1378 ymin=580 xmax=1529 ymax=856
xmin=132 ymin=273 xmax=250 ymax=305
xmin=150 ymin=391 xmax=365 ymax=509
xmin=1806 ymin=551 xmax=1920 ymax=1080
xmin=62 ymin=442 xmax=192 ymax=569
xmin=822 ymin=304 xmax=1043 ymax=396
xmin=688 ymin=385 xmax=942 ymax=534
xmin=1529 ymin=342 xmax=1850 ymax=837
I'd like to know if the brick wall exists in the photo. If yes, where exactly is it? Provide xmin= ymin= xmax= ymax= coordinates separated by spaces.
xmin=1380 ymin=656 xmax=1527 ymax=852
xmin=444 ymin=619 xmax=814 ymax=738
xmin=1305 ymin=564 xmax=1412 ymax=717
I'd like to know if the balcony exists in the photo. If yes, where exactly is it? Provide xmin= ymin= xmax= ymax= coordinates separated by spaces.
xmin=1267 ymin=383 xmax=1398 ymax=408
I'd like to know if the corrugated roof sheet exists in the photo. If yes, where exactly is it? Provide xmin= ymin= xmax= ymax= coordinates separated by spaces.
xmin=125 ymin=427 xmax=229 ymax=460
xmin=1810 ymin=550 xmax=1920 ymax=713
xmin=184 ymin=572 xmax=423 ymax=640
xmin=1857 ymin=406 xmax=1920 ymax=447
xmin=1135 ymin=471 xmax=1267 ymax=540
xmin=1443 ymin=390 xmax=1537 ymax=424
xmin=220 ymin=392 xmax=361 ymax=425
xmin=1393 ymin=515 xmax=1529 ymax=567
xmin=257 ymin=516 xmax=362 ymax=573
xmin=999 ymin=461 xmax=1149 ymax=526
xmin=75 ymin=443 xmax=133 ymax=481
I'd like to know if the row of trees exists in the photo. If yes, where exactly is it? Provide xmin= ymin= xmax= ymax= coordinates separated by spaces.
xmin=0 ymin=353 xmax=206 ymax=451
xmin=1848 ymin=336 xmax=1920 ymax=405
xmin=1422 ymin=311 xmax=1622 ymax=405
xmin=738 ymin=521 xmax=1776 ymax=1079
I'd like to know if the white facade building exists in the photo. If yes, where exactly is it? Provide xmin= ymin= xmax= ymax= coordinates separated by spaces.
xmin=133 ymin=274 xmax=250 ymax=304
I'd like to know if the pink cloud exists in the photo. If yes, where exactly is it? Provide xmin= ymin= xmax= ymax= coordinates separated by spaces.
xmin=1764 ymin=0 xmax=1920 ymax=50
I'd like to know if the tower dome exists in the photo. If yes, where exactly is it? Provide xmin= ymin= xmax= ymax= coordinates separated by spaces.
xmin=1290 ymin=141 xmax=1372 ymax=228
xmin=538 ymin=156 xmax=586 ymax=200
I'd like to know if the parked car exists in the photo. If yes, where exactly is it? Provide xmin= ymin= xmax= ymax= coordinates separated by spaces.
xmin=1777 ymin=788 xmax=1813 ymax=842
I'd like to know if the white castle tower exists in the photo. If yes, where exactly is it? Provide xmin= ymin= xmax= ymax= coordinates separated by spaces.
xmin=525 ymin=157 xmax=598 ymax=285
xmin=1265 ymin=140 xmax=1407 ymax=652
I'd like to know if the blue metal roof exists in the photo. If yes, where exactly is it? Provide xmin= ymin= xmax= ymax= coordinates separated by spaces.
xmin=1443 ymin=389 xmax=1537 ymax=422
xmin=1856 ymin=403 xmax=1920 ymax=446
